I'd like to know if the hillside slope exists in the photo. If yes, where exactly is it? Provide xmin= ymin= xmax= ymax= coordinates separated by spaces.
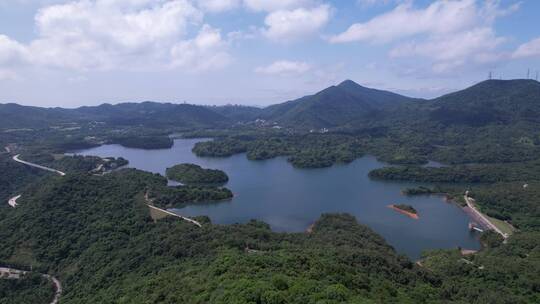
xmin=0 ymin=102 xmax=231 ymax=129
xmin=0 ymin=170 xmax=435 ymax=303
xmin=259 ymin=80 xmax=417 ymax=129
xmin=429 ymin=79 xmax=540 ymax=126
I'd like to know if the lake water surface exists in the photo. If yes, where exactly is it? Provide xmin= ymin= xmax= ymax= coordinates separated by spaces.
xmin=77 ymin=138 xmax=480 ymax=259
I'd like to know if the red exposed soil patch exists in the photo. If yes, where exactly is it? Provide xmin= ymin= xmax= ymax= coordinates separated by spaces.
xmin=388 ymin=205 xmax=419 ymax=220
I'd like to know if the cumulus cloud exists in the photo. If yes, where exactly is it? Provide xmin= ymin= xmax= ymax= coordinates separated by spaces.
xmin=244 ymin=0 xmax=313 ymax=12
xmin=390 ymin=27 xmax=506 ymax=73
xmin=263 ymin=4 xmax=331 ymax=42
xmin=330 ymin=0 xmax=519 ymax=73
xmin=331 ymin=0 xmax=486 ymax=43
xmin=0 ymin=0 xmax=232 ymax=75
xmin=255 ymin=60 xmax=311 ymax=75
xmin=0 ymin=35 xmax=30 ymax=80
xmin=171 ymin=24 xmax=231 ymax=71
xmin=197 ymin=0 xmax=240 ymax=12
xmin=513 ymin=37 xmax=540 ymax=59
xmin=0 ymin=35 xmax=29 ymax=66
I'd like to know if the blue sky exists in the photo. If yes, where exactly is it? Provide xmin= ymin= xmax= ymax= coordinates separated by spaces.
xmin=0 ymin=0 xmax=539 ymax=107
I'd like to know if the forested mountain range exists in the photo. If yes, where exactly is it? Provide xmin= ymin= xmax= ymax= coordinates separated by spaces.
xmin=0 ymin=101 xmax=231 ymax=129
xmin=429 ymin=79 xmax=540 ymax=126
xmin=2 ymin=79 xmax=539 ymax=132
xmin=256 ymin=80 xmax=419 ymax=129
xmin=2 ymin=79 xmax=540 ymax=303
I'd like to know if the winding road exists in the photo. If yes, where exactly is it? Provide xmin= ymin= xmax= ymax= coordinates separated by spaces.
xmin=0 ymin=267 xmax=62 ymax=304
xmin=144 ymin=192 xmax=202 ymax=227
xmin=146 ymin=204 xmax=203 ymax=227
xmin=12 ymin=154 xmax=66 ymax=176
xmin=4 ymin=154 xmax=65 ymax=302
xmin=464 ymin=193 xmax=508 ymax=239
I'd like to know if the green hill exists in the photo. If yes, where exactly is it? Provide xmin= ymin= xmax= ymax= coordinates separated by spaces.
xmin=0 ymin=101 xmax=231 ymax=130
xmin=0 ymin=103 xmax=76 ymax=129
xmin=0 ymin=170 xmax=433 ymax=303
xmin=258 ymin=80 xmax=418 ymax=129
xmin=428 ymin=79 xmax=540 ymax=126
xmin=1 ymin=168 xmax=539 ymax=303
xmin=207 ymin=105 xmax=262 ymax=122
xmin=76 ymin=101 xmax=231 ymax=128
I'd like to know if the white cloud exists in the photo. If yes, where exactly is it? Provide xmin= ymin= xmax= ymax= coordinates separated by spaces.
xmin=330 ymin=0 xmax=519 ymax=74
xmin=255 ymin=60 xmax=311 ymax=75
xmin=390 ymin=27 xmax=506 ymax=72
xmin=197 ymin=0 xmax=240 ymax=12
xmin=263 ymin=4 xmax=331 ymax=42
xmin=0 ymin=35 xmax=30 ymax=80
xmin=513 ymin=37 xmax=540 ymax=59
xmin=171 ymin=24 xmax=231 ymax=71
xmin=243 ymin=0 xmax=312 ymax=12
xmin=0 ymin=35 xmax=29 ymax=66
xmin=331 ymin=0 xmax=483 ymax=44
xmin=0 ymin=0 xmax=232 ymax=75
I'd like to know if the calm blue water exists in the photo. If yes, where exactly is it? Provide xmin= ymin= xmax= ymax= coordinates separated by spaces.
xmin=76 ymin=138 xmax=479 ymax=259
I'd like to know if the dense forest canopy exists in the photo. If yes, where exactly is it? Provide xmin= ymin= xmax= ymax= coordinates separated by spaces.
xmin=166 ymin=163 xmax=229 ymax=184
xmin=1 ymin=79 xmax=540 ymax=303
xmin=1 ymin=169 xmax=538 ymax=303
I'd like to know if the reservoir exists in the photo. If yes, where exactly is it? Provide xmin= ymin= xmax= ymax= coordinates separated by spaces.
xmin=76 ymin=138 xmax=480 ymax=259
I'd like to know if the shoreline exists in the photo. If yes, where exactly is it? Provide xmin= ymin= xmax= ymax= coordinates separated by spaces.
xmin=388 ymin=205 xmax=419 ymax=219
xmin=407 ymin=191 xmax=514 ymax=239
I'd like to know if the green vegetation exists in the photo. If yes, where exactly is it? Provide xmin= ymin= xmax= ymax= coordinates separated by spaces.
xmin=402 ymin=186 xmax=440 ymax=196
xmin=464 ymin=182 xmax=540 ymax=231
xmin=257 ymin=80 xmax=416 ymax=130
xmin=111 ymin=135 xmax=173 ymax=149
xmin=20 ymin=153 xmax=128 ymax=175
xmin=166 ymin=163 xmax=229 ymax=184
xmin=4 ymin=79 xmax=540 ymax=169
xmin=0 ymin=171 xmax=428 ymax=303
xmin=0 ymin=101 xmax=231 ymax=130
xmin=193 ymin=139 xmax=248 ymax=157
xmin=0 ymin=154 xmax=45 ymax=203
xmin=193 ymin=134 xmax=364 ymax=168
xmin=420 ymin=232 xmax=540 ymax=304
xmin=369 ymin=160 xmax=540 ymax=183
xmin=206 ymin=104 xmax=262 ymax=122
xmin=149 ymin=184 xmax=233 ymax=208
xmin=1 ymin=169 xmax=539 ymax=303
xmin=394 ymin=204 xmax=417 ymax=214
xmin=487 ymin=216 xmax=516 ymax=236
xmin=0 ymin=273 xmax=54 ymax=304
xmin=2 ymin=79 xmax=540 ymax=302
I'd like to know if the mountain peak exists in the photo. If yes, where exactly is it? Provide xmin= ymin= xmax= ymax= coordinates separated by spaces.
xmin=338 ymin=79 xmax=363 ymax=88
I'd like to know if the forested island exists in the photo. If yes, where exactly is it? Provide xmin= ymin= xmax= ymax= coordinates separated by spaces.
xmin=192 ymin=135 xmax=364 ymax=168
xmin=166 ymin=163 xmax=229 ymax=184
xmin=111 ymin=135 xmax=174 ymax=150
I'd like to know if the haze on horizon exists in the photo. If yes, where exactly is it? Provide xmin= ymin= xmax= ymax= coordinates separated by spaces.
xmin=1 ymin=0 xmax=540 ymax=108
